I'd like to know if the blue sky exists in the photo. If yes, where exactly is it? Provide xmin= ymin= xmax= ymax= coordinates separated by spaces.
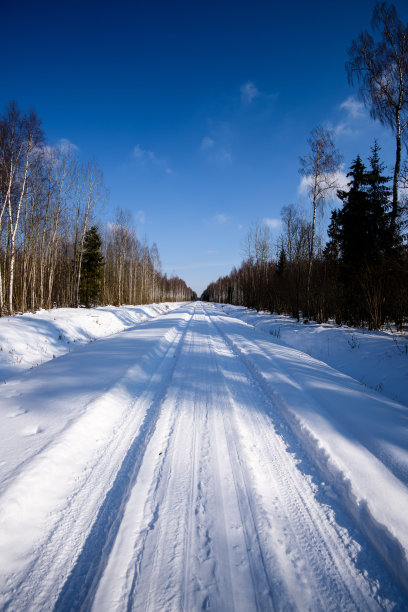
xmin=2 ymin=0 xmax=408 ymax=296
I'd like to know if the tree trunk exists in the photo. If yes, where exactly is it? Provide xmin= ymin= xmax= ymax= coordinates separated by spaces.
xmin=392 ymin=108 xmax=401 ymax=236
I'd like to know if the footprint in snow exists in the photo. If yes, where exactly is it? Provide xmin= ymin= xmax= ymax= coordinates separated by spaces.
xmin=22 ymin=425 xmax=44 ymax=436
xmin=6 ymin=408 xmax=27 ymax=418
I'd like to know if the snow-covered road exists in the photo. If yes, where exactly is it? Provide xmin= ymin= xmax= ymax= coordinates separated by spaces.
xmin=0 ymin=302 xmax=407 ymax=610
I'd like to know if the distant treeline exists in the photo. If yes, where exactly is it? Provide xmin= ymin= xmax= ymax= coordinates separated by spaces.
xmin=202 ymin=144 xmax=407 ymax=330
xmin=0 ymin=101 xmax=196 ymax=315
xmin=202 ymin=3 xmax=408 ymax=331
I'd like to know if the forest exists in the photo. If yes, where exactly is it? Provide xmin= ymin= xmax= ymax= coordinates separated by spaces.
xmin=0 ymin=102 xmax=196 ymax=316
xmin=202 ymin=3 xmax=408 ymax=331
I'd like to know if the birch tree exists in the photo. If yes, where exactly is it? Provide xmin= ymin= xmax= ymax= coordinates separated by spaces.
xmin=299 ymin=126 xmax=342 ymax=306
xmin=0 ymin=103 xmax=43 ymax=314
xmin=347 ymin=2 xmax=408 ymax=234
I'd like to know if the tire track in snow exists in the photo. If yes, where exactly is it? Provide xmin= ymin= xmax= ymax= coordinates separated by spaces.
xmin=52 ymin=309 xmax=195 ymax=611
xmin=0 ymin=308 xmax=193 ymax=612
xmin=93 ymin=306 xmax=235 ymax=611
xmin=92 ymin=302 xmax=397 ymax=610
xmin=207 ymin=304 xmax=408 ymax=603
xmin=204 ymin=303 xmax=389 ymax=610
xmin=93 ymin=304 xmax=273 ymax=611
xmin=124 ymin=316 xmax=206 ymax=611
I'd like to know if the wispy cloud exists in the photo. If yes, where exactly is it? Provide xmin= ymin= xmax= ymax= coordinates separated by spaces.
xmin=39 ymin=138 xmax=80 ymax=160
xmin=213 ymin=213 xmax=229 ymax=225
xmin=216 ymin=149 xmax=232 ymax=163
xmin=240 ymin=80 xmax=260 ymax=105
xmin=340 ymin=96 xmax=365 ymax=119
xmin=132 ymin=144 xmax=172 ymax=174
xmin=330 ymin=96 xmax=367 ymax=138
xmin=199 ymin=136 xmax=232 ymax=165
xmin=200 ymin=136 xmax=215 ymax=151
xmin=264 ymin=218 xmax=281 ymax=229
xmin=240 ymin=81 xmax=278 ymax=110
xmin=135 ymin=210 xmax=145 ymax=224
xmin=57 ymin=138 xmax=79 ymax=152
xmin=202 ymin=213 xmax=231 ymax=227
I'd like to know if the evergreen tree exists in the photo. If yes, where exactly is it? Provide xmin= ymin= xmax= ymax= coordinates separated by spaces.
xmin=336 ymin=155 xmax=369 ymax=271
xmin=79 ymin=226 xmax=104 ymax=307
xmin=276 ymin=246 xmax=287 ymax=276
xmin=365 ymin=141 xmax=393 ymax=256
xmin=326 ymin=145 xmax=392 ymax=328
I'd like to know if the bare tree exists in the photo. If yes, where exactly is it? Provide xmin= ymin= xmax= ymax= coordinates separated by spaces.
xmin=299 ymin=126 xmax=342 ymax=302
xmin=150 ymin=242 xmax=161 ymax=302
xmin=346 ymin=2 xmax=408 ymax=232
xmin=0 ymin=101 xmax=195 ymax=314
xmin=45 ymin=143 xmax=75 ymax=309
xmin=1 ymin=103 xmax=43 ymax=314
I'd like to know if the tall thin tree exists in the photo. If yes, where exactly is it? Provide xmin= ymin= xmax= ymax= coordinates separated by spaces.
xmin=346 ymin=2 xmax=408 ymax=234
xmin=299 ymin=125 xmax=342 ymax=306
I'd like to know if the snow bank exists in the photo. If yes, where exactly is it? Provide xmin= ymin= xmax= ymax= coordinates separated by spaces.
xmin=220 ymin=305 xmax=408 ymax=409
xmin=0 ymin=303 xmax=184 ymax=382
xmin=213 ymin=304 xmax=408 ymax=592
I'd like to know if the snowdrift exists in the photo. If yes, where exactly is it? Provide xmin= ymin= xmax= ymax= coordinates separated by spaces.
xmin=219 ymin=304 xmax=408 ymax=409
xmin=0 ymin=302 xmax=184 ymax=382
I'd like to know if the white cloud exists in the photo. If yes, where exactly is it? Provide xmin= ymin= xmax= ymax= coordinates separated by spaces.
xmin=298 ymin=174 xmax=313 ymax=196
xmin=57 ymin=138 xmax=79 ymax=152
xmin=200 ymin=138 xmax=232 ymax=166
xmin=133 ymin=144 xmax=145 ymax=158
xmin=213 ymin=213 xmax=229 ymax=225
xmin=340 ymin=96 xmax=365 ymax=119
xmin=38 ymin=138 xmax=79 ymax=161
xmin=217 ymin=149 xmax=232 ymax=163
xmin=132 ymin=144 xmax=172 ymax=174
xmin=240 ymin=80 xmax=260 ymax=105
xmin=200 ymin=136 xmax=215 ymax=151
xmin=135 ymin=210 xmax=145 ymax=224
xmin=264 ymin=218 xmax=281 ymax=229
xmin=298 ymin=170 xmax=349 ymax=199
xmin=329 ymin=97 xmax=367 ymax=139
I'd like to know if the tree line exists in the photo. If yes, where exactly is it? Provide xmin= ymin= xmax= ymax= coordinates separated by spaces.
xmin=202 ymin=2 xmax=408 ymax=331
xmin=0 ymin=102 xmax=196 ymax=315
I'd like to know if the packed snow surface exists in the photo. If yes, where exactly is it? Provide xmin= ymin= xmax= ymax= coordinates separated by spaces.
xmin=0 ymin=301 xmax=407 ymax=610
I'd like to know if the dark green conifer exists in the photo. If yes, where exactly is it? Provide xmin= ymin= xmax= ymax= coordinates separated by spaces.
xmin=326 ymin=144 xmax=393 ymax=327
xmin=79 ymin=226 xmax=104 ymax=307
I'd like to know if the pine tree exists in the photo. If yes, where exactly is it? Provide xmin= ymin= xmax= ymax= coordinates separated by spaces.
xmin=79 ymin=226 xmax=104 ymax=307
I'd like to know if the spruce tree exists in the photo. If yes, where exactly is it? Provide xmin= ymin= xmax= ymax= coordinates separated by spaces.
xmin=277 ymin=246 xmax=287 ymax=276
xmin=365 ymin=141 xmax=393 ymax=257
xmin=326 ymin=145 xmax=394 ymax=327
xmin=79 ymin=226 xmax=104 ymax=307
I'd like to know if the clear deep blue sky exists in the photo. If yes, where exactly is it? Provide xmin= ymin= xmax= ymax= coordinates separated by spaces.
xmin=2 ymin=0 xmax=408 ymax=295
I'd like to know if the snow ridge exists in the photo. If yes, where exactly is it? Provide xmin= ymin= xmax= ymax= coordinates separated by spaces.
xmin=208 ymin=305 xmax=408 ymax=597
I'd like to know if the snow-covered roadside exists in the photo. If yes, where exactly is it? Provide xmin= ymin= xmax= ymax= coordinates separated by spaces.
xmin=0 ymin=301 xmax=407 ymax=608
xmin=219 ymin=305 xmax=408 ymax=408
xmin=207 ymin=304 xmax=408 ymax=597
xmin=0 ymin=303 xmax=184 ymax=382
